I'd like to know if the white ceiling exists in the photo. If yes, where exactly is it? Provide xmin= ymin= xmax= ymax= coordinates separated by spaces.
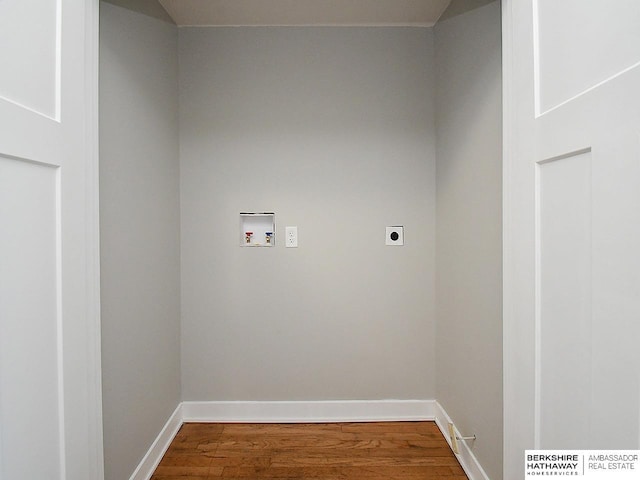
xmin=157 ymin=0 xmax=453 ymax=27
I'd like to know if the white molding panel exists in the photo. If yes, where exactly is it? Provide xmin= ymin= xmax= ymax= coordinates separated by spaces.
xmin=433 ymin=402 xmax=491 ymax=480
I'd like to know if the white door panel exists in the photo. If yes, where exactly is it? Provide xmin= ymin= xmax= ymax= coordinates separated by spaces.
xmin=534 ymin=0 xmax=640 ymax=115
xmin=538 ymin=149 xmax=593 ymax=450
xmin=0 ymin=1 xmax=102 ymax=479
xmin=589 ymin=134 xmax=640 ymax=449
xmin=0 ymin=0 xmax=60 ymax=119
xmin=505 ymin=0 xmax=640 ymax=477
xmin=0 ymin=156 xmax=63 ymax=479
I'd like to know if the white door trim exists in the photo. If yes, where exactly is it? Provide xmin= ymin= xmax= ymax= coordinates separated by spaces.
xmin=502 ymin=0 xmax=534 ymax=478
xmin=82 ymin=0 xmax=104 ymax=477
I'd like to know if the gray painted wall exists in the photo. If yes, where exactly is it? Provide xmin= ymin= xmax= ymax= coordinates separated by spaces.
xmin=99 ymin=4 xmax=181 ymax=480
xmin=435 ymin=3 xmax=503 ymax=479
xmin=179 ymin=27 xmax=436 ymax=401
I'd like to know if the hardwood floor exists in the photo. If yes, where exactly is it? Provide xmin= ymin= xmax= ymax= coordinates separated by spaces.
xmin=151 ymin=421 xmax=468 ymax=479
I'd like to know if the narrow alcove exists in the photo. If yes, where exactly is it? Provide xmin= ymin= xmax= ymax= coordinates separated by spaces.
xmin=99 ymin=2 xmax=502 ymax=479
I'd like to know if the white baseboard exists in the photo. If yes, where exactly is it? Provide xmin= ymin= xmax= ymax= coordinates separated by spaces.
xmin=181 ymin=399 xmax=435 ymax=423
xmin=433 ymin=401 xmax=491 ymax=480
xmin=129 ymin=404 xmax=183 ymax=480
xmin=130 ymin=399 xmax=492 ymax=480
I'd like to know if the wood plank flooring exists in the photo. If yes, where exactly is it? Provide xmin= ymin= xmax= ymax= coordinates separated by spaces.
xmin=151 ymin=421 xmax=468 ymax=479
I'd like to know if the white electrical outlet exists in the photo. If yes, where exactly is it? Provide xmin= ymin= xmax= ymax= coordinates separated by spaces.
xmin=285 ymin=226 xmax=298 ymax=248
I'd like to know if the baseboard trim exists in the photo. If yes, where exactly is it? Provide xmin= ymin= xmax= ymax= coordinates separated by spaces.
xmin=129 ymin=404 xmax=183 ymax=480
xmin=130 ymin=400 xmax=494 ymax=480
xmin=181 ymin=399 xmax=436 ymax=423
xmin=433 ymin=401 xmax=491 ymax=480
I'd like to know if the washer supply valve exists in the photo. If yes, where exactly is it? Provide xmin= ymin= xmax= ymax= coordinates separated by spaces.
xmin=245 ymin=231 xmax=253 ymax=244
